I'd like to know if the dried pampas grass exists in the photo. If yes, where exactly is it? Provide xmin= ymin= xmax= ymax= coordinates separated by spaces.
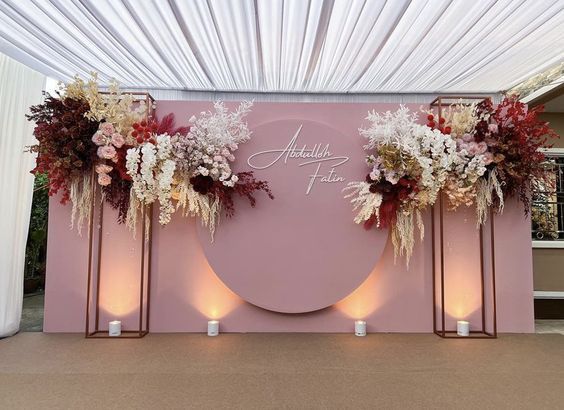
xmin=69 ymin=173 xmax=93 ymax=235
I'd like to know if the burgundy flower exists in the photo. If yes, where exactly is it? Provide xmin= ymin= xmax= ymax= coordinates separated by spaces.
xmin=190 ymin=174 xmax=214 ymax=195
xmin=26 ymin=95 xmax=100 ymax=203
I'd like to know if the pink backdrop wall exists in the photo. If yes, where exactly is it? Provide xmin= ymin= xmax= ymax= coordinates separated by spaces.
xmin=43 ymin=101 xmax=535 ymax=333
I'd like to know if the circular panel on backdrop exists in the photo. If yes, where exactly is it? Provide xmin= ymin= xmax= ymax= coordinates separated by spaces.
xmin=197 ymin=120 xmax=387 ymax=313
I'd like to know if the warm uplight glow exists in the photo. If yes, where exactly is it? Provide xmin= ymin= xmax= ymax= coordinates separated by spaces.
xmin=335 ymin=270 xmax=385 ymax=318
xmin=97 ymin=219 xmax=146 ymax=326
xmin=446 ymin=302 xmax=481 ymax=320
xmin=442 ymin=269 xmax=482 ymax=322
xmin=98 ymin=258 xmax=141 ymax=326
xmin=442 ymin=209 xmax=484 ymax=325
xmin=189 ymin=257 xmax=241 ymax=320
xmin=99 ymin=271 xmax=140 ymax=317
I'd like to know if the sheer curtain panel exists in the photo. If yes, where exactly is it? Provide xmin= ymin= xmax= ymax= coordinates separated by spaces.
xmin=0 ymin=53 xmax=45 ymax=337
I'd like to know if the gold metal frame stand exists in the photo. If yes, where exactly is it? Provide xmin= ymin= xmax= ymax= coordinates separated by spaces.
xmin=85 ymin=92 xmax=155 ymax=339
xmin=431 ymin=195 xmax=497 ymax=339
xmin=430 ymin=96 xmax=497 ymax=339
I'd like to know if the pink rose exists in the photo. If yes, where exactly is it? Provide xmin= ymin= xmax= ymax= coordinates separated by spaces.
xmin=97 ymin=173 xmax=112 ymax=186
xmin=477 ymin=142 xmax=488 ymax=155
xmin=91 ymin=131 xmax=105 ymax=146
xmin=95 ymin=164 xmax=113 ymax=174
xmin=111 ymin=133 xmax=125 ymax=148
xmin=488 ymin=123 xmax=498 ymax=134
xmin=467 ymin=142 xmax=478 ymax=156
xmin=97 ymin=145 xmax=116 ymax=159
xmin=100 ymin=122 xmax=115 ymax=135
xmin=483 ymin=152 xmax=494 ymax=165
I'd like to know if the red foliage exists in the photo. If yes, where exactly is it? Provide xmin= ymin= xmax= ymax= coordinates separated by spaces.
xmin=365 ymin=174 xmax=419 ymax=229
xmin=474 ymin=98 xmax=495 ymax=142
xmin=132 ymin=113 xmax=189 ymax=144
xmin=210 ymin=171 xmax=274 ymax=218
xmin=26 ymin=95 xmax=100 ymax=202
xmin=99 ymin=145 xmax=133 ymax=223
xmin=478 ymin=96 xmax=557 ymax=213
xmin=153 ymin=113 xmax=190 ymax=136
xmin=102 ymin=177 xmax=132 ymax=223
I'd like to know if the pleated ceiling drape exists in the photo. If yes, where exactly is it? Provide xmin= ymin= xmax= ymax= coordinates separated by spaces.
xmin=0 ymin=0 xmax=562 ymax=94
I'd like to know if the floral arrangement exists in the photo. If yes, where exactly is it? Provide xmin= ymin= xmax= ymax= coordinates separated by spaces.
xmin=126 ymin=133 xmax=176 ymax=227
xmin=344 ymin=106 xmax=457 ymax=263
xmin=27 ymin=74 xmax=148 ymax=230
xmin=344 ymin=97 xmax=556 ymax=264
xmin=473 ymin=97 xmax=555 ymax=217
xmin=26 ymin=96 xmax=98 ymax=204
xmin=170 ymin=101 xmax=273 ymax=238
xmin=428 ymin=103 xmax=492 ymax=214
xmin=27 ymin=74 xmax=273 ymax=238
xmin=432 ymin=96 xmax=556 ymax=224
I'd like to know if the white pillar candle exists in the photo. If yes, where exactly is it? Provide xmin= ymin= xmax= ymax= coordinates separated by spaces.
xmin=207 ymin=320 xmax=219 ymax=336
xmin=457 ymin=320 xmax=470 ymax=337
xmin=109 ymin=320 xmax=121 ymax=337
xmin=354 ymin=320 xmax=367 ymax=337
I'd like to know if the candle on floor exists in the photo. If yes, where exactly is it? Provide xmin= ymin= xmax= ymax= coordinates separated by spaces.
xmin=355 ymin=320 xmax=366 ymax=337
xmin=208 ymin=320 xmax=219 ymax=336
xmin=457 ymin=320 xmax=470 ymax=337
xmin=109 ymin=320 xmax=121 ymax=337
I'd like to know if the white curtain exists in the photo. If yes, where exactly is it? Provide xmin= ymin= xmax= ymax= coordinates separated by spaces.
xmin=0 ymin=53 xmax=45 ymax=337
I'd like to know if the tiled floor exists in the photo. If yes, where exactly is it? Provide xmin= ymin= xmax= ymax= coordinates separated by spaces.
xmin=535 ymin=319 xmax=564 ymax=335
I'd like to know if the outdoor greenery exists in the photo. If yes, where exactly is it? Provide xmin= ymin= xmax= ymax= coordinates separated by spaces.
xmin=24 ymin=173 xmax=49 ymax=281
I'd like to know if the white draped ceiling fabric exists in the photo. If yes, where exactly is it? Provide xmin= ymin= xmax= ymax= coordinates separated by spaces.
xmin=0 ymin=0 xmax=563 ymax=95
xmin=0 ymin=54 xmax=45 ymax=338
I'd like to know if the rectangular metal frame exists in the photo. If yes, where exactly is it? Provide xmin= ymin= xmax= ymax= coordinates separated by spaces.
xmin=85 ymin=92 xmax=155 ymax=339
xmin=430 ymin=96 xmax=497 ymax=339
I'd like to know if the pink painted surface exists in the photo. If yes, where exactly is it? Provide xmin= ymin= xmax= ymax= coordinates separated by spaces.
xmin=197 ymin=119 xmax=387 ymax=313
xmin=43 ymin=101 xmax=535 ymax=333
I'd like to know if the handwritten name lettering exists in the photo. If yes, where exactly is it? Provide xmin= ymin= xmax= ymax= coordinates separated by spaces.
xmin=247 ymin=125 xmax=349 ymax=194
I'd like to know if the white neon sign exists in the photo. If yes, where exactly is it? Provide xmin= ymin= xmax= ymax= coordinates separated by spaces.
xmin=247 ymin=124 xmax=349 ymax=194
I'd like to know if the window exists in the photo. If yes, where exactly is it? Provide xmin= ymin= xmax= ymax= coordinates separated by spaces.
xmin=532 ymin=150 xmax=564 ymax=245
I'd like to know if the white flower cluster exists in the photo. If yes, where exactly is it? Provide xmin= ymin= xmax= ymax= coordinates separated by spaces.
xmin=452 ymin=141 xmax=488 ymax=183
xmin=362 ymin=105 xmax=421 ymax=154
xmin=347 ymin=106 xmax=458 ymax=264
xmin=172 ymin=101 xmax=252 ymax=188
xmin=415 ymin=124 xmax=458 ymax=205
xmin=172 ymin=133 xmax=239 ymax=187
xmin=360 ymin=106 xmax=457 ymax=209
xmin=442 ymin=103 xmax=495 ymax=210
xmin=126 ymin=134 xmax=176 ymax=225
